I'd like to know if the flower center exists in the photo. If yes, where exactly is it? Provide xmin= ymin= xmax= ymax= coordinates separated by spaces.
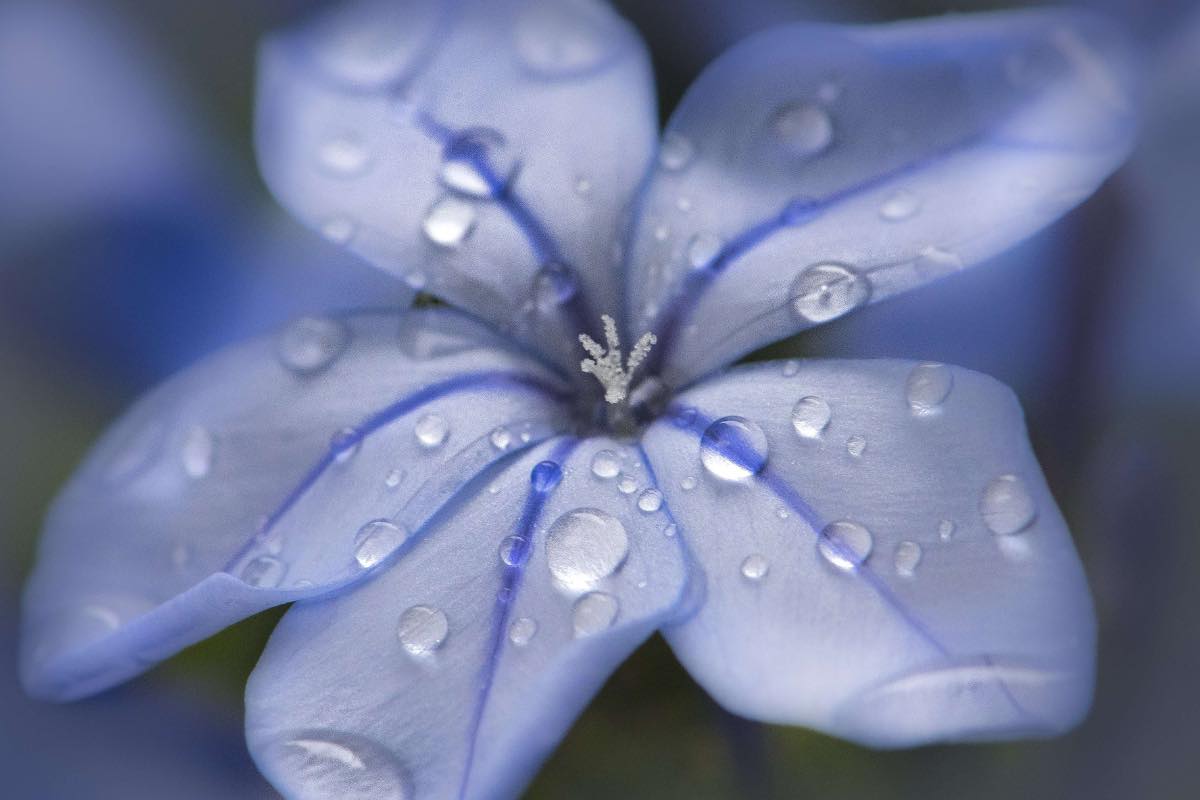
xmin=578 ymin=314 xmax=656 ymax=405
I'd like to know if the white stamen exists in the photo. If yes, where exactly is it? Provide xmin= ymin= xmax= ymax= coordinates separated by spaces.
xmin=579 ymin=314 xmax=657 ymax=405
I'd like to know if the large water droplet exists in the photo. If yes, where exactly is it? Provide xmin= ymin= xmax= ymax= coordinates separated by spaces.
xmin=659 ymin=132 xmax=694 ymax=171
xmin=354 ymin=520 xmax=407 ymax=569
xmin=532 ymin=262 xmax=579 ymax=311
xmin=791 ymin=396 xmax=831 ymax=439
xmin=499 ymin=535 xmax=530 ymax=568
xmin=545 ymin=508 xmax=629 ymax=591
xmin=590 ymin=450 xmax=621 ymax=479
xmin=637 ymin=488 xmax=663 ymax=513
xmin=514 ymin=0 xmax=620 ymax=77
xmin=508 ymin=616 xmax=538 ymax=647
xmin=396 ymin=605 xmax=448 ymax=655
xmin=241 ymin=556 xmax=287 ymax=588
xmin=818 ymin=521 xmax=874 ymax=571
xmin=272 ymin=734 xmax=412 ymax=800
xmin=770 ymin=102 xmax=834 ymax=158
xmin=699 ymin=416 xmax=769 ymax=481
xmin=740 ymin=553 xmax=770 ymax=582
xmin=530 ymin=460 xmax=563 ymax=493
xmin=422 ymin=197 xmax=476 ymax=247
xmin=317 ymin=135 xmax=372 ymax=178
xmin=180 ymin=426 xmax=214 ymax=479
xmin=894 ymin=541 xmax=922 ymax=577
xmin=980 ymin=474 xmax=1037 ymax=535
xmin=277 ymin=316 xmax=350 ymax=375
xmin=790 ymin=263 xmax=870 ymax=323
xmin=572 ymin=591 xmax=619 ymax=637
xmin=440 ymin=127 xmax=517 ymax=197
xmin=686 ymin=232 xmax=723 ymax=270
xmin=414 ymin=414 xmax=448 ymax=448
xmin=879 ymin=189 xmax=921 ymax=221
xmin=906 ymin=363 xmax=954 ymax=416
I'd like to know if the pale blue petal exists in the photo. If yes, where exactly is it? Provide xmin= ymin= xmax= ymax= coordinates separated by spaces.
xmin=246 ymin=437 xmax=688 ymax=800
xmin=256 ymin=0 xmax=656 ymax=371
xmin=626 ymin=10 xmax=1137 ymax=386
xmin=20 ymin=309 xmax=571 ymax=701
xmin=640 ymin=360 xmax=1095 ymax=747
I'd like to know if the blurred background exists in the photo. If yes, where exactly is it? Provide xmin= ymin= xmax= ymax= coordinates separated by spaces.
xmin=1 ymin=0 xmax=1197 ymax=797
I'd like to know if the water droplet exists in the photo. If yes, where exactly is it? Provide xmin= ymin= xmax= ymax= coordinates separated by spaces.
xmin=791 ymin=396 xmax=831 ymax=439
xmin=617 ymin=475 xmax=637 ymax=495
xmin=530 ymin=460 xmax=563 ymax=493
xmin=637 ymin=488 xmax=663 ymax=513
xmin=790 ymin=262 xmax=870 ymax=323
xmin=273 ymin=735 xmax=411 ymax=800
xmin=320 ymin=217 xmax=356 ymax=244
xmin=439 ymin=127 xmax=517 ymax=198
xmin=499 ymin=535 xmax=530 ymax=568
xmin=572 ymin=591 xmax=619 ymax=637
xmin=740 ymin=553 xmax=770 ymax=581
xmin=686 ymin=232 xmax=722 ymax=270
xmin=782 ymin=360 xmax=800 ymax=377
xmin=663 ymin=523 xmax=678 ymax=537
xmin=879 ymin=189 xmax=921 ymax=221
xmin=277 ymin=316 xmax=350 ymax=375
xmin=414 ymin=414 xmax=448 ymax=448
xmin=422 ymin=196 xmax=476 ymax=247
xmin=514 ymin=0 xmax=620 ymax=77
xmin=317 ymin=135 xmax=371 ymax=178
xmin=846 ymin=434 xmax=867 ymax=458
xmin=397 ymin=605 xmax=448 ymax=655
xmin=545 ymin=508 xmax=629 ymax=591
xmin=914 ymin=246 xmax=964 ymax=279
xmin=590 ymin=450 xmax=621 ymax=479
xmin=776 ymin=507 xmax=789 ymax=520
xmin=574 ymin=176 xmax=592 ymax=196
xmin=532 ymin=261 xmax=579 ymax=311
xmin=817 ymin=521 xmax=874 ymax=571
xmin=906 ymin=363 xmax=954 ymax=416
xmin=508 ymin=616 xmax=538 ymax=646
xmin=241 ymin=556 xmax=286 ymax=588
xmin=659 ymin=132 xmax=694 ymax=171
xmin=180 ymin=426 xmax=214 ymax=479
xmin=980 ymin=474 xmax=1037 ymax=535
xmin=354 ymin=519 xmax=407 ymax=569
xmin=384 ymin=468 xmax=405 ymax=489
xmin=680 ymin=476 xmax=697 ymax=491
xmin=769 ymin=102 xmax=833 ymax=158
xmin=331 ymin=427 xmax=361 ymax=463
xmin=894 ymin=541 xmax=922 ymax=577
xmin=699 ymin=417 xmax=769 ymax=481
xmin=490 ymin=427 xmax=513 ymax=451
xmin=938 ymin=519 xmax=956 ymax=541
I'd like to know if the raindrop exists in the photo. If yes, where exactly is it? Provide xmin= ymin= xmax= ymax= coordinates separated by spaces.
xmin=980 ymin=474 xmax=1037 ymax=535
xmin=508 ymin=617 xmax=538 ymax=646
xmin=938 ymin=519 xmax=956 ymax=541
xmin=180 ymin=426 xmax=214 ymax=479
xmin=397 ymin=605 xmax=448 ymax=655
xmin=320 ymin=217 xmax=356 ymax=244
xmin=331 ymin=427 xmax=361 ymax=463
xmin=680 ymin=476 xmax=697 ymax=491
xmin=790 ymin=262 xmax=870 ymax=323
xmin=572 ymin=591 xmax=619 ymax=637
xmin=241 ymin=556 xmax=286 ymax=588
xmin=277 ymin=316 xmax=350 ymax=375
xmin=422 ymin=196 xmax=476 ymax=247
xmin=659 ymin=132 xmax=694 ymax=171
xmin=894 ymin=541 xmax=922 ymax=577
xmin=590 ymin=450 xmax=621 ymax=479
xmin=740 ymin=553 xmax=770 ymax=582
xmin=637 ymin=488 xmax=663 ymax=513
xmin=699 ymin=417 xmax=769 ymax=481
xmin=686 ymin=232 xmax=723 ymax=270
xmin=439 ymin=127 xmax=517 ymax=198
xmin=769 ymin=102 xmax=833 ymax=158
xmin=384 ymin=468 xmax=405 ymax=489
xmin=846 ymin=434 xmax=867 ymax=458
xmin=817 ymin=521 xmax=874 ymax=571
xmin=490 ymin=427 xmax=513 ymax=451
xmin=414 ymin=414 xmax=449 ymax=448
xmin=530 ymin=460 xmax=564 ymax=493
xmin=317 ymin=135 xmax=371 ymax=178
xmin=499 ymin=535 xmax=530 ymax=568
xmin=545 ymin=508 xmax=629 ymax=591
xmin=781 ymin=360 xmax=800 ymax=377
xmin=879 ymin=189 xmax=921 ymax=221
xmin=617 ymin=475 xmax=637 ymax=495
xmin=663 ymin=523 xmax=678 ymax=537
xmin=354 ymin=519 xmax=407 ymax=568
xmin=906 ymin=363 xmax=954 ymax=416
xmin=532 ymin=262 xmax=579 ymax=311
xmin=791 ymin=396 xmax=832 ymax=439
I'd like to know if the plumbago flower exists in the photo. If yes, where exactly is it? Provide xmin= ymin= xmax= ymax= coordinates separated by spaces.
xmin=20 ymin=1 xmax=1136 ymax=797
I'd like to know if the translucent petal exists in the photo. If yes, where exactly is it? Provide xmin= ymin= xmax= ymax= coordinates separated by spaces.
xmin=246 ymin=437 xmax=688 ymax=800
xmin=20 ymin=309 xmax=571 ymax=700
xmin=626 ymin=10 xmax=1137 ymax=385
xmin=641 ymin=360 xmax=1095 ymax=747
xmin=256 ymin=0 xmax=656 ymax=372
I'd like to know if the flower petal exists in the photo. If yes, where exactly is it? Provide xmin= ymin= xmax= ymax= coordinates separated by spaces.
xmin=640 ymin=360 xmax=1095 ymax=746
xmin=256 ymin=0 xmax=656 ymax=371
xmin=627 ymin=10 xmax=1137 ymax=385
xmin=246 ymin=437 xmax=688 ymax=800
xmin=20 ymin=309 xmax=571 ymax=701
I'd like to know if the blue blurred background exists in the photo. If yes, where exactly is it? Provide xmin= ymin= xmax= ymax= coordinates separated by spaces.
xmin=1 ymin=0 xmax=1197 ymax=797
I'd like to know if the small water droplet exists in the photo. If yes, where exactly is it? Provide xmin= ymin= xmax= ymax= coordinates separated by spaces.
xmin=659 ymin=132 xmax=694 ymax=171
xmin=907 ymin=363 xmax=954 ymax=416
xmin=317 ymin=135 xmax=372 ymax=177
xmin=699 ymin=417 xmax=769 ymax=481
xmin=273 ymin=736 xmax=411 ymax=800
xmin=790 ymin=262 xmax=870 ymax=323
xmin=791 ymin=396 xmax=832 ymax=439
xmin=686 ymin=232 xmax=722 ymax=270
xmin=980 ymin=474 xmax=1037 ymax=535
xmin=384 ymin=468 xmax=405 ymax=489
xmin=663 ymin=523 xmax=678 ymax=537
xmin=574 ymin=176 xmax=592 ymax=196
xmin=397 ymin=605 xmax=448 ymax=655
xmin=637 ymin=488 xmax=663 ymax=513
xmin=530 ymin=460 xmax=563 ymax=493
xmin=617 ymin=475 xmax=637 ymax=495
xmin=277 ymin=316 xmax=350 ymax=375
xmin=776 ymin=507 xmax=789 ymax=520
xmin=782 ymin=360 xmax=800 ymax=377
xmin=545 ymin=508 xmax=629 ymax=591
xmin=740 ymin=553 xmax=770 ymax=581
xmin=879 ymin=189 xmax=921 ymax=221
xmin=770 ymin=102 xmax=833 ymax=158
xmin=894 ymin=541 xmax=922 ymax=577
xmin=180 ymin=426 xmax=214 ymax=479
xmin=914 ymin=246 xmax=964 ymax=279
xmin=331 ymin=427 xmax=361 ymax=463
xmin=508 ymin=616 xmax=538 ymax=646
xmin=439 ymin=127 xmax=517 ymax=198
xmin=422 ymin=196 xmax=476 ymax=247
xmin=241 ymin=556 xmax=286 ymax=588
xmin=938 ymin=519 xmax=956 ymax=541
xmin=680 ymin=476 xmax=697 ymax=491
xmin=846 ymin=434 xmax=867 ymax=458
xmin=354 ymin=519 xmax=407 ymax=569
xmin=590 ymin=450 xmax=621 ymax=479
xmin=499 ymin=535 xmax=530 ymax=568
xmin=817 ymin=521 xmax=874 ymax=571
xmin=532 ymin=261 xmax=579 ymax=311
xmin=414 ymin=414 xmax=449 ymax=448
xmin=320 ymin=217 xmax=356 ymax=244
xmin=572 ymin=591 xmax=619 ymax=637
xmin=490 ymin=427 xmax=513 ymax=451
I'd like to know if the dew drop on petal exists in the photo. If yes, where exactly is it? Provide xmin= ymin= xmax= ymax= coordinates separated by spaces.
xmin=317 ymin=135 xmax=372 ymax=178
xmin=846 ymin=434 xmax=867 ymax=458
xmin=439 ymin=127 xmax=517 ymax=198
xmin=906 ymin=363 xmax=954 ymax=416
xmin=545 ymin=508 xmax=628 ymax=591
xmin=590 ymin=449 xmax=621 ymax=479
xmin=396 ymin=605 xmax=448 ymax=655
xmin=508 ymin=616 xmax=538 ymax=647
xmin=414 ymin=414 xmax=449 ymax=448
xmin=273 ymin=735 xmax=412 ymax=800
xmin=914 ymin=245 xmax=964 ymax=279
xmin=686 ymin=232 xmax=722 ymax=270
xmin=331 ymin=427 xmax=362 ymax=463
xmin=740 ymin=553 xmax=770 ymax=582
xmin=700 ymin=416 xmax=769 ymax=481
xmin=879 ymin=189 xmax=921 ymax=221
xmin=980 ymin=474 xmax=1037 ymax=535
xmin=659 ymin=132 xmax=694 ymax=171
xmin=319 ymin=217 xmax=356 ymax=245
xmin=277 ymin=316 xmax=350 ymax=375
xmin=790 ymin=262 xmax=870 ymax=323
xmin=180 ymin=426 xmax=214 ymax=479
xmin=637 ymin=488 xmax=663 ymax=513
xmin=680 ymin=476 xmax=697 ymax=491
xmin=572 ymin=591 xmax=619 ymax=637
xmin=769 ymin=102 xmax=833 ymax=158
xmin=791 ymin=396 xmax=832 ymax=439
xmin=938 ymin=519 xmax=956 ymax=541
xmin=781 ymin=359 xmax=800 ymax=377
xmin=663 ymin=523 xmax=678 ymax=537
xmin=422 ymin=196 xmax=476 ymax=247
xmin=817 ymin=521 xmax=874 ymax=571
xmin=530 ymin=460 xmax=563 ymax=493
xmin=384 ymin=468 xmax=405 ymax=489
xmin=499 ymin=535 xmax=530 ymax=568
xmin=241 ymin=556 xmax=287 ymax=588
xmin=490 ymin=427 xmax=512 ymax=451
xmin=532 ymin=262 xmax=579 ymax=311
xmin=894 ymin=541 xmax=922 ymax=577
xmin=354 ymin=519 xmax=408 ymax=569
xmin=617 ymin=475 xmax=637 ymax=495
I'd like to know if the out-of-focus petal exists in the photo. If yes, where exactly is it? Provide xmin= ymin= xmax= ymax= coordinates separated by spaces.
xmin=256 ymin=0 xmax=656 ymax=372
xmin=641 ymin=360 xmax=1095 ymax=746
xmin=21 ymin=309 xmax=571 ymax=701
xmin=246 ymin=437 xmax=687 ymax=800
xmin=627 ymin=10 xmax=1137 ymax=385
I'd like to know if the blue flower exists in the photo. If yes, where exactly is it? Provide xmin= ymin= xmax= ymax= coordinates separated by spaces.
xmin=20 ymin=1 xmax=1137 ymax=797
